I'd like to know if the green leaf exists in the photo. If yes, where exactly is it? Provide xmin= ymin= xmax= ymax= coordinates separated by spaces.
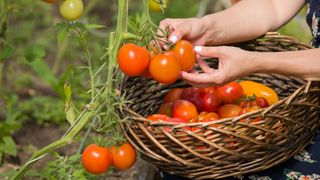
xmin=24 ymin=44 xmax=46 ymax=62
xmin=0 ymin=136 xmax=17 ymax=156
xmin=0 ymin=45 xmax=14 ymax=61
xmin=68 ymin=153 xmax=81 ymax=161
xmin=84 ymin=24 xmax=105 ymax=29
xmin=26 ymin=57 xmax=63 ymax=96
xmin=57 ymin=25 xmax=70 ymax=47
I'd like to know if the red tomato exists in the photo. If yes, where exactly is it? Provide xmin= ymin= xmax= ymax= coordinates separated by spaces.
xmin=82 ymin=144 xmax=112 ymax=174
xmin=146 ymin=114 xmax=170 ymax=121
xmin=181 ymin=87 xmax=205 ymax=109
xmin=110 ymin=143 xmax=136 ymax=171
xmin=218 ymin=104 xmax=242 ymax=119
xmin=198 ymin=88 xmax=221 ymax=112
xmin=171 ymin=100 xmax=198 ymax=121
xmin=42 ymin=0 xmax=57 ymax=3
xmin=117 ymin=43 xmax=150 ymax=77
xmin=158 ymin=102 xmax=173 ymax=116
xmin=173 ymin=40 xmax=196 ymax=71
xmin=255 ymin=97 xmax=269 ymax=108
xmin=149 ymin=53 xmax=181 ymax=84
xmin=216 ymin=81 xmax=244 ymax=104
xmin=163 ymin=88 xmax=184 ymax=103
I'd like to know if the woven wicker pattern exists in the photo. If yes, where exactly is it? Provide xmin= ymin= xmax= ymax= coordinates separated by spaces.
xmin=118 ymin=32 xmax=320 ymax=179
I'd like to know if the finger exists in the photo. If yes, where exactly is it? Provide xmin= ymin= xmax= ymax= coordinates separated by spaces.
xmin=197 ymin=57 xmax=213 ymax=73
xmin=181 ymin=71 xmax=216 ymax=84
xmin=194 ymin=46 xmax=222 ymax=58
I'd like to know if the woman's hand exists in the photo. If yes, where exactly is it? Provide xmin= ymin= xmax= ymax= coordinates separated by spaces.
xmin=158 ymin=18 xmax=208 ymax=45
xmin=182 ymin=46 xmax=256 ymax=87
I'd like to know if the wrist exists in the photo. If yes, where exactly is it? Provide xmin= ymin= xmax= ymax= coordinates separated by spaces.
xmin=200 ymin=14 xmax=225 ymax=46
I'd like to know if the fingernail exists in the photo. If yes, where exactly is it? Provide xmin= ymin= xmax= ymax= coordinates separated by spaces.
xmin=194 ymin=46 xmax=202 ymax=52
xmin=169 ymin=35 xmax=178 ymax=43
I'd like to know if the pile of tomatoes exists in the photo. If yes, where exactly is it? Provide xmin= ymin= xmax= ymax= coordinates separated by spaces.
xmin=117 ymin=40 xmax=196 ymax=84
xmin=82 ymin=142 xmax=136 ymax=174
xmin=147 ymin=80 xmax=279 ymax=129
xmin=42 ymin=0 xmax=84 ymax=21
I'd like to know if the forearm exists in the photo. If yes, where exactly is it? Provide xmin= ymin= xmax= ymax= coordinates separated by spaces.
xmin=201 ymin=0 xmax=305 ymax=45
xmin=251 ymin=49 xmax=320 ymax=81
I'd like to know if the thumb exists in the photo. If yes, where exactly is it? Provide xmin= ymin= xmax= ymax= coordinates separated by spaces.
xmin=194 ymin=46 xmax=222 ymax=58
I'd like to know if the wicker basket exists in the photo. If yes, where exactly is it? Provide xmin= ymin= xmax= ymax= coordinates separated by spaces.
xmin=118 ymin=32 xmax=320 ymax=179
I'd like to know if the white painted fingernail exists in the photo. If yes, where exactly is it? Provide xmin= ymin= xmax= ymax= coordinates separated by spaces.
xmin=194 ymin=46 xmax=202 ymax=52
xmin=169 ymin=35 xmax=178 ymax=43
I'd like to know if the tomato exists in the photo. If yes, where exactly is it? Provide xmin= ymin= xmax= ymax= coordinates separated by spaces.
xmin=172 ymin=100 xmax=198 ymax=121
xmin=149 ymin=53 xmax=181 ymax=84
xmin=239 ymin=80 xmax=279 ymax=105
xmin=42 ymin=0 xmax=57 ymax=3
xmin=216 ymin=81 xmax=244 ymax=104
xmin=181 ymin=87 xmax=205 ymax=110
xmin=239 ymin=105 xmax=261 ymax=123
xmin=218 ymin=104 xmax=242 ymax=119
xmin=148 ymin=0 xmax=169 ymax=12
xmin=158 ymin=102 xmax=173 ymax=116
xmin=147 ymin=114 xmax=170 ymax=121
xmin=59 ymin=0 xmax=84 ymax=21
xmin=198 ymin=112 xmax=220 ymax=122
xmin=82 ymin=144 xmax=112 ymax=174
xmin=197 ymin=88 xmax=221 ymax=112
xmin=255 ymin=96 xmax=269 ymax=108
xmin=173 ymin=40 xmax=196 ymax=72
xmin=117 ymin=43 xmax=150 ymax=77
xmin=111 ymin=143 xmax=136 ymax=171
xmin=163 ymin=88 xmax=184 ymax=103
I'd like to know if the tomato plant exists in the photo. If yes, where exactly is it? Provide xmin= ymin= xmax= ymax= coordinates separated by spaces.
xmin=60 ymin=0 xmax=84 ymax=21
xmin=42 ymin=0 xmax=57 ymax=3
xmin=171 ymin=99 xmax=198 ymax=121
xmin=82 ymin=144 xmax=112 ymax=174
xmin=218 ymin=104 xmax=242 ymax=119
xmin=239 ymin=80 xmax=279 ymax=105
xmin=118 ymin=43 xmax=150 ymax=77
xmin=216 ymin=81 xmax=244 ymax=104
xmin=110 ymin=143 xmax=136 ymax=171
xmin=149 ymin=53 xmax=181 ymax=84
xmin=173 ymin=40 xmax=196 ymax=72
xmin=163 ymin=88 xmax=184 ymax=103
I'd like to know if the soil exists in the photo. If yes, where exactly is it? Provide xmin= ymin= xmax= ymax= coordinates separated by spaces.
xmin=0 ymin=122 xmax=161 ymax=180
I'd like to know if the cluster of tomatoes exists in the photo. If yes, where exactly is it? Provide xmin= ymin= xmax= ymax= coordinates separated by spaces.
xmin=147 ymin=80 xmax=279 ymax=129
xmin=117 ymin=40 xmax=196 ymax=84
xmin=82 ymin=143 xmax=136 ymax=175
xmin=42 ymin=0 xmax=84 ymax=21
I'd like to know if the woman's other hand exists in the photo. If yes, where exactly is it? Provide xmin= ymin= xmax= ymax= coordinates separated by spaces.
xmin=182 ymin=46 xmax=256 ymax=87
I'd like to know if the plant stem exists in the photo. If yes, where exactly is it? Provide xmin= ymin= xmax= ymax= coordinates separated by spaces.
xmin=11 ymin=0 xmax=129 ymax=179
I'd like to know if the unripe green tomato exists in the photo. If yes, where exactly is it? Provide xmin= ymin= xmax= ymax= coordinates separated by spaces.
xmin=59 ymin=0 xmax=84 ymax=21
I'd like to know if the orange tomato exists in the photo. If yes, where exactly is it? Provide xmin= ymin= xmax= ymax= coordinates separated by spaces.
xmin=218 ymin=104 xmax=242 ymax=119
xmin=149 ymin=53 xmax=181 ymax=84
xmin=239 ymin=80 xmax=279 ymax=105
xmin=171 ymin=100 xmax=198 ymax=121
xmin=82 ymin=144 xmax=112 ymax=174
xmin=42 ymin=0 xmax=57 ymax=3
xmin=118 ymin=43 xmax=150 ymax=77
xmin=110 ymin=143 xmax=136 ymax=171
xmin=173 ymin=40 xmax=196 ymax=71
